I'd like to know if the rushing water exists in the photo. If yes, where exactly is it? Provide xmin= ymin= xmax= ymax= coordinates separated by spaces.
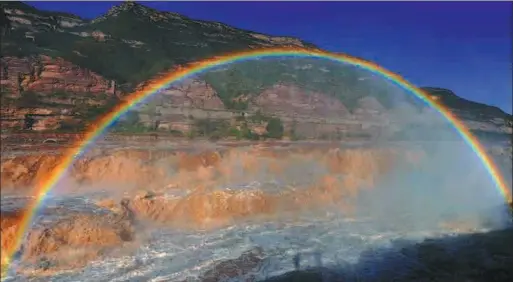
xmin=1 ymin=191 xmax=505 ymax=282
xmin=2 ymin=141 xmax=511 ymax=281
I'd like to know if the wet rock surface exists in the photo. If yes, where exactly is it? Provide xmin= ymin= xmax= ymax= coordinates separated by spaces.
xmin=0 ymin=141 xmax=511 ymax=281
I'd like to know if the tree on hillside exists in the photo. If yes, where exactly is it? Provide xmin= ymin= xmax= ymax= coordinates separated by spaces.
xmin=224 ymin=68 xmax=250 ymax=108
xmin=266 ymin=117 xmax=284 ymax=139
xmin=140 ymin=99 xmax=161 ymax=131
xmin=18 ymin=91 xmax=41 ymax=107
xmin=0 ymin=7 xmax=11 ymax=37
xmin=505 ymin=116 xmax=513 ymax=128
xmin=23 ymin=114 xmax=35 ymax=130
xmin=289 ymin=119 xmax=300 ymax=140
xmin=48 ymin=15 xmax=60 ymax=31
xmin=123 ymin=110 xmax=140 ymax=126
xmin=208 ymin=66 xmax=265 ymax=110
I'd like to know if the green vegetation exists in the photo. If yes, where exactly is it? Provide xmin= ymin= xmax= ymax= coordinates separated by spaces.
xmin=111 ymin=123 xmax=150 ymax=133
xmin=0 ymin=1 xmax=399 ymax=111
xmin=122 ymin=110 xmax=140 ymax=126
xmin=81 ymin=104 xmax=113 ymax=121
xmin=0 ymin=5 xmax=11 ymax=36
xmin=288 ymin=121 xmax=302 ymax=141
xmin=57 ymin=120 xmax=85 ymax=132
xmin=168 ymin=129 xmax=184 ymax=137
xmin=193 ymin=118 xmax=229 ymax=139
xmin=110 ymin=110 xmax=150 ymax=133
xmin=265 ymin=117 xmax=284 ymax=139
xmin=76 ymin=108 xmax=286 ymax=141
xmin=17 ymin=91 xmax=42 ymax=108
xmin=505 ymin=116 xmax=513 ymax=128
xmin=23 ymin=114 xmax=35 ymax=130
xmin=188 ymin=118 xmax=258 ymax=141
xmin=248 ymin=110 xmax=271 ymax=123
xmin=238 ymin=122 xmax=260 ymax=140
xmin=48 ymin=91 xmax=71 ymax=99
xmin=1 ymin=1 xmax=510 ymax=134
xmin=201 ymin=59 xmax=401 ymax=111
xmin=422 ymin=87 xmax=510 ymax=119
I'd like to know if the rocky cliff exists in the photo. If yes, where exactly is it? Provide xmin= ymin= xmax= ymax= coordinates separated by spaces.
xmin=0 ymin=55 xmax=116 ymax=95
xmin=0 ymin=1 xmax=511 ymax=138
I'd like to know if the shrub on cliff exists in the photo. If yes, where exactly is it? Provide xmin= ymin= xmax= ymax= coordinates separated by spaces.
xmin=505 ymin=116 xmax=513 ymax=130
xmin=194 ymin=118 xmax=229 ymax=138
xmin=249 ymin=110 xmax=270 ymax=123
xmin=58 ymin=120 xmax=85 ymax=132
xmin=122 ymin=110 xmax=140 ymax=126
xmin=266 ymin=117 xmax=284 ymax=139
xmin=289 ymin=121 xmax=304 ymax=141
xmin=240 ymin=123 xmax=259 ymax=140
xmin=17 ymin=91 xmax=42 ymax=108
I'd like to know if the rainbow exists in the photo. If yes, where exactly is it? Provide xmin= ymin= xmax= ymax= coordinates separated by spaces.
xmin=2 ymin=47 xmax=511 ymax=275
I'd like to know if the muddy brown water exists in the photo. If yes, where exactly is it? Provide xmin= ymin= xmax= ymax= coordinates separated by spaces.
xmin=1 ymin=139 xmax=511 ymax=281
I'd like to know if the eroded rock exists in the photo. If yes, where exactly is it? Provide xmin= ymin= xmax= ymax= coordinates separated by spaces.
xmin=0 ymin=56 xmax=115 ymax=95
xmin=1 ymin=208 xmax=135 ymax=274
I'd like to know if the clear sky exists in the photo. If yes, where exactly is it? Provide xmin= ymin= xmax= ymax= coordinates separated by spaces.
xmin=29 ymin=1 xmax=512 ymax=114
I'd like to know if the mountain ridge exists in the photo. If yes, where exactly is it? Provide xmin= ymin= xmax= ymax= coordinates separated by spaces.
xmin=0 ymin=1 xmax=511 ymax=138
xmin=91 ymin=1 xmax=318 ymax=48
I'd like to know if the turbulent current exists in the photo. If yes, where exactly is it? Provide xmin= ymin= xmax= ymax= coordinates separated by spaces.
xmin=1 ymin=142 xmax=511 ymax=281
xmin=2 ymin=195 xmax=498 ymax=282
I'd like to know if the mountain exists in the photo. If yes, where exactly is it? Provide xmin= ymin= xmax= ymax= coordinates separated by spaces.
xmin=1 ymin=1 xmax=316 ymax=87
xmin=1 ymin=1 xmax=511 ymax=139
xmin=421 ymin=87 xmax=508 ymax=119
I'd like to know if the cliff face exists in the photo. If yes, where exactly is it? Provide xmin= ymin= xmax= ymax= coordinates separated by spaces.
xmin=0 ymin=1 xmax=510 ymax=137
xmin=252 ymin=84 xmax=350 ymax=118
xmin=0 ymin=55 xmax=116 ymax=131
xmin=144 ymin=78 xmax=225 ymax=110
xmin=0 ymin=55 xmax=116 ymax=95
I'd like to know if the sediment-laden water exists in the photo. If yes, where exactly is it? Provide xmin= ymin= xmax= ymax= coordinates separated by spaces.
xmin=1 ymin=142 xmax=511 ymax=281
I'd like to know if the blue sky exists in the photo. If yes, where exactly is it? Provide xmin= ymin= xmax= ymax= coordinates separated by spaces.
xmin=29 ymin=1 xmax=512 ymax=113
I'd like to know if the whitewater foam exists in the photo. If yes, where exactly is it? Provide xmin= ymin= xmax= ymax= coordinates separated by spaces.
xmin=3 ymin=193 xmax=493 ymax=282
